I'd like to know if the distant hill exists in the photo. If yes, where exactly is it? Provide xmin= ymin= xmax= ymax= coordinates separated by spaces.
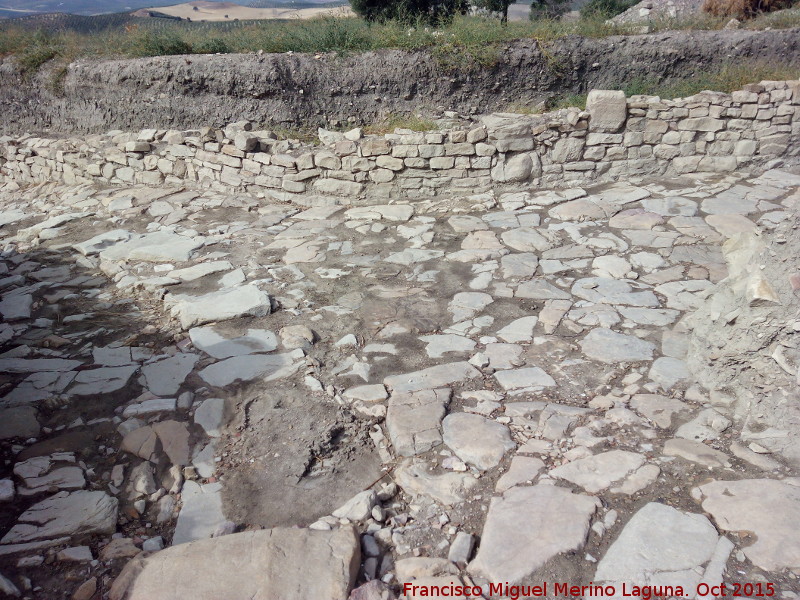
xmin=0 ymin=0 xmax=346 ymax=18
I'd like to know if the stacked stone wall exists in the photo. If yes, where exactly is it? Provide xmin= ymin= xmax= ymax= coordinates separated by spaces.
xmin=1 ymin=80 xmax=798 ymax=205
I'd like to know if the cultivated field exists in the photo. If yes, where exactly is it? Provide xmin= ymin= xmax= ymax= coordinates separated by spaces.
xmin=154 ymin=0 xmax=354 ymax=21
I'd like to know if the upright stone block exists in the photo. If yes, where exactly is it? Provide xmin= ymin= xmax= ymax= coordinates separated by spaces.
xmin=586 ymin=90 xmax=627 ymax=132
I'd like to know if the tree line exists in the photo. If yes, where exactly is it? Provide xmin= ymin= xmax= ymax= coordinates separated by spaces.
xmin=348 ymin=0 xmax=575 ymax=24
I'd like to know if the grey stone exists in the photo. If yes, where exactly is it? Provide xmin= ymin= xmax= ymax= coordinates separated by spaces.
xmin=494 ymin=367 xmax=555 ymax=390
xmin=169 ymin=261 xmax=233 ymax=282
xmin=495 ymin=456 xmax=545 ymax=492
xmin=579 ymin=328 xmax=656 ymax=363
xmin=693 ymin=478 xmax=800 ymax=571
xmin=332 ymin=491 xmax=376 ymax=522
xmin=394 ymin=460 xmax=478 ymax=506
xmin=194 ymin=398 xmax=226 ymax=438
xmin=386 ymin=389 xmax=451 ymax=457
xmin=442 ymin=413 xmax=515 ymax=470
xmin=549 ymin=450 xmax=647 ymax=493
xmin=448 ymin=532 xmax=475 ymax=567
xmin=629 ymin=394 xmax=690 ymax=428
xmin=664 ymin=439 xmax=731 ymax=469
xmin=110 ymin=527 xmax=359 ymax=600
xmin=648 ymin=357 xmax=690 ymax=390
xmin=189 ymin=326 xmax=278 ymax=359
xmin=199 ymin=353 xmax=301 ymax=387
xmin=586 ymin=90 xmax=627 ymax=132
xmin=167 ymin=285 xmax=272 ymax=329
xmin=172 ymin=481 xmax=226 ymax=546
xmin=384 ymin=362 xmax=480 ymax=394
xmin=99 ymin=231 xmax=203 ymax=263
xmin=0 ymin=491 xmax=117 ymax=544
xmin=468 ymin=485 xmax=598 ymax=584
xmin=69 ymin=365 xmax=138 ymax=396
xmin=141 ymin=353 xmax=198 ymax=396
xmin=419 ymin=334 xmax=476 ymax=358
xmin=595 ymin=503 xmax=721 ymax=593
xmin=495 ymin=316 xmax=538 ymax=343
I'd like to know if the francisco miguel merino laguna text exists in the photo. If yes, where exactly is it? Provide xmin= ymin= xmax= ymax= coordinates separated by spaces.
xmin=403 ymin=581 xmax=693 ymax=599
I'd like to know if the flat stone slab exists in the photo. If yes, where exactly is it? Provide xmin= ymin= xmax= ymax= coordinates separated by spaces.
xmin=386 ymin=389 xmax=450 ymax=457
xmin=629 ymin=394 xmax=690 ymax=428
xmin=549 ymin=450 xmax=647 ymax=493
xmin=595 ymin=503 xmax=721 ymax=592
xmin=98 ymin=230 xmax=203 ymax=263
xmin=384 ymin=362 xmax=480 ymax=394
xmin=442 ymin=413 xmax=515 ymax=470
xmin=468 ymin=485 xmax=598 ymax=584
xmin=68 ymin=365 xmax=138 ymax=396
xmin=418 ymin=334 xmax=476 ymax=358
xmin=141 ymin=353 xmax=198 ymax=396
xmin=664 ymin=438 xmax=731 ymax=469
xmin=167 ymin=285 xmax=272 ymax=329
xmin=494 ymin=367 xmax=555 ymax=391
xmin=693 ymin=478 xmax=800 ymax=571
xmin=194 ymin=398 xmax=226 ymax=438
xmin=394 ymin=460 xmax=478 ymax=506
xmin=1 ymin=491 xmax=117 ymax=544
xmin=199 ymin=353 xmax=301 ymax=387
xmin=189 ymin=326 xmax=278 ymax=359
xmin=580 ymin=328 xmax=656 ymax=363
xmin=110 ymin=527 xmax=359 ymax=600
xmin=572 ymin=277 xmax=660 ymax=307
xmin=172 ymin=481 xmax=226 ymax=546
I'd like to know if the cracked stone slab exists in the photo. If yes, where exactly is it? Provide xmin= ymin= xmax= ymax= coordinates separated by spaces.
xmin=141 ymin=353 xmax=198 ymax=396
xmin=394 ymin=460 xmax=478 ymax=506
xmin=692 ymin=478 xmax=800 ymax=571
xmin=595 ymin=502 xmax=722 ymax=594
xmin=572 ymin=277 xmax=659 ymax=307
xmin=494 ymin=367 xmax=555 ymax=391
xmin=189 ymin=327 xmax=278 ymax=359
xmin=166 ymin=284 xmax=272 ymax=329
xmin=384 ymin=362 xmax=480 ymax=394
xmin=98 ymin=230 xmax=204 ymax=263
xmin=386 ymin=388 xmax=451 ymax=457
xmin=549 ymin=450 xmax=647 ymax=494
xmin=171 ymin=481 xmax=226 ymax=546
xmin=468 ymin=485 xmax=599 ymax=584
xmin=579 ymin=328 xmax=656 ymax=363
xmin=198 ymin=353 xmax=302 ymax=387
xmin=111 ymin=527 xmax=359 ymax=600
xmin=418 ymin=334 xmax=476 ymax=359
xmin=442 ymin=413 xmax=515 ymax=470
xmin=0 ymin=491 xmax=117 ymax=544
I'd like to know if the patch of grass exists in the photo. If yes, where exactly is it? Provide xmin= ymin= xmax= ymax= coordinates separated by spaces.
xmin=363 ymin=114 xmax=439 ymax=134
xmin=548 ymin=93 xmax=588 ymax=110
xmin=620 ymin=62 xmax=799 ymax=98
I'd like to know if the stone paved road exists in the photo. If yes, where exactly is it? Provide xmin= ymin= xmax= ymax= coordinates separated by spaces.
xmin=1 ymin=168 xmax=799 ymax=598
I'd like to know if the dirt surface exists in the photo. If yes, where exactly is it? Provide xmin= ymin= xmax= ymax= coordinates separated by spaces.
xmin=1 ymin=27 xmax=799 ymax=135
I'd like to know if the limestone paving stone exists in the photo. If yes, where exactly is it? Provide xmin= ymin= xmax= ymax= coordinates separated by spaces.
xmin=594 ymin=503 xmax=723 ymax=595
xmin=110 ymin=527 xmax=360 ymax=600
xmin=442 ymin=413 xmax=515 ymax=470
xmin=386 ymin=388 xmax=451 ymax=457
xmin=693 ymin=478 xmax=800 ymax=571
xmin=579 ymin=328 xmax=656 ymax=363
xmin=468 ymin=485 xmax=599 ymax=584
xmin=0 ymin=491 xmax=118 ymax=544
xmin=549 ymin=450 xmax=647 ymax=493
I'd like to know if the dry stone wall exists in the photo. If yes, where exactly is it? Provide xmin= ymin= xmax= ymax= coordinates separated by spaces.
xmin=1 ymin=80 xmax=798 ymax=206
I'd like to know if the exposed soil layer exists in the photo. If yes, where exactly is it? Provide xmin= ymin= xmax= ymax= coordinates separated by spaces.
xmin=1 ymin=27 xmax=799 ymax=135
